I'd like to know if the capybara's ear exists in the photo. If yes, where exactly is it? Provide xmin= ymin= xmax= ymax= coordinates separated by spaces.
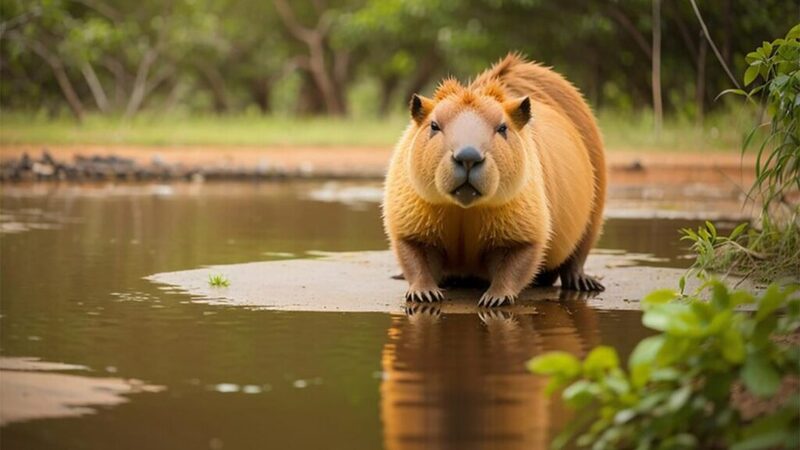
xmin=410 ymin=94 xmax=434 ymax=124
xmin=504 ymin=96 xmax=531 ymax=129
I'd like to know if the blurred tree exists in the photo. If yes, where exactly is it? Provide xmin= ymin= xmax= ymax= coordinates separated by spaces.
xmin=0 ymin=0 xmax=796 ymax=119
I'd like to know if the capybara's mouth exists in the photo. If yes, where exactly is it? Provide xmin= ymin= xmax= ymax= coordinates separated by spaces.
xmin=451 ymin=183 xmax=482 ymax=206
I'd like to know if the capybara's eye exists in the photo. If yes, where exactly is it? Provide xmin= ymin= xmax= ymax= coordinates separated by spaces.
xmin=430 ymin=121 xmax=441 ymax=132
xmin=496 ymin=123 xmax=508 ymax=138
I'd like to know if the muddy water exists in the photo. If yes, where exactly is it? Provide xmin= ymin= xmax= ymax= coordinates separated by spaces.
xmin=1 ymin=182 xmax=709 ymax=449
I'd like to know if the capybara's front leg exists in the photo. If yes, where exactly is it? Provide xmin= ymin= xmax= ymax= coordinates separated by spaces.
xmin=394 ymin=238 xmax=444 ymax=302
xmin=479 ymin=244 xmax=543 ymax=307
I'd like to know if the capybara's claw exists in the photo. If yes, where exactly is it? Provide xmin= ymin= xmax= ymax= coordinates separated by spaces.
xmin=405 ymin=302 xmax=442 ymax=317
xmin=405 ymin=287 xmax=444 ymax=303
xmin=478 ymin=292 xmax=515 ymax=308
xmin=562 ymin=272 xmax=605 ymax=292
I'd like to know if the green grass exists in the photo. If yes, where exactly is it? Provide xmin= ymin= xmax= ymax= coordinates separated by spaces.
xmin=0 ymin=113 xmax=407 ymax=148
xmin=208 ymin=274 xmax=230 ymax=287
xmin=0 ymin=109 xmax=751 ymax=151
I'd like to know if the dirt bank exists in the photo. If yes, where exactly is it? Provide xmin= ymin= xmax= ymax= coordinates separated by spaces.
xmin=0 ymin=144 xmax=756 ymax=188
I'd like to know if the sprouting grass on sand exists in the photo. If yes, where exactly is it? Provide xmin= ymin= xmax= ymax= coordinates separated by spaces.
xmin=208 ymin=274 xmax=230 ymax=287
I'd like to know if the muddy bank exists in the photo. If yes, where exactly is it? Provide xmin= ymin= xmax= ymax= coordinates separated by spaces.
xmin=146 ymin=250 xmax=741 ymax=313
xmin=0 ymin=150 xmax=378 ymax=183
xmin=1 ymin=145 xmax=755 ymax=188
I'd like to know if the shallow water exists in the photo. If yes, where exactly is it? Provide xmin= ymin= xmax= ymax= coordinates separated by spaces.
xmin=1 ymin=182 xmax=708 ymax=449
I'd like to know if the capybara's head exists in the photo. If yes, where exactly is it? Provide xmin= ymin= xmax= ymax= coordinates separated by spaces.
xmin=405 ymin=79 xmax=532 ymax=208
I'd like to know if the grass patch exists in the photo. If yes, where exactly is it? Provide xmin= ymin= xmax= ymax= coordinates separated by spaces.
xmin=0 ymin=109 xmax=749 ymax=151
xmin=682 ymin=217 xmax=800 ymax=285
xmin=0 ymin=113 xmax=407 ymax=148
xmin=208 ymin=274 xmax=230 ymax=287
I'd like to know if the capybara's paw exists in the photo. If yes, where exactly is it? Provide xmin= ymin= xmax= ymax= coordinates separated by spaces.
xmin=405 ymin=285 xmax=444 ymax=303
xmin=561 ymin=272 xmax=605 ymax=292
xmin=478 ymin=290 xmax=516 ymax=308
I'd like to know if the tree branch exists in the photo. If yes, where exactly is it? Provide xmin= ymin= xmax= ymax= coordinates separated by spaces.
xmin=273 ymin=0 xmax=315 ymax=44
xmin=604 ymin=4 xmax=652 ymax=61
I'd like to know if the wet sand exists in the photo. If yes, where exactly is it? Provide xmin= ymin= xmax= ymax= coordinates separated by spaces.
xmin=0 ymin=358 xmax=164 ymax=426
xmin=146 ymin=250 xmax=746 ymax=313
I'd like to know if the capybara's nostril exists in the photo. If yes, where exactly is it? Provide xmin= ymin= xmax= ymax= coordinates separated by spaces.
xmin=452 ymin=146 xmax=484 ymax=171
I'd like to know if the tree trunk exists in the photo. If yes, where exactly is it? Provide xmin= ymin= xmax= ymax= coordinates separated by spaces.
xmin=295 ymin=72 xmax=326 ymax=116
xmin=250 ymin=78 xmax=272 ymax=114
xmin=101 ymin=57 xmax=127 ymax=110
xmin=125 ymin=47 xmax=158 ymax=118
xmin=199 ymin=63 xmax=229 ymax=114
xmin=161 ymin=80 xmax=185 ymax=113
xmin=19 ymin=34 xmax=84 ymax=122
xmin=402 ymin=52 xmax=441 ymax=105
xmin=378 ymin=75 xmax=399 ymax=117
xmin=273 ymin=0 xmax=346 ymax=116
xmin=695 ymin=36 xmax=707 ymax=127
xmin=651 ymin=0 xmax=663 ymax=136
xmin=605 ymin=4 xmax=653 ymax=62
xmin=81 ymin=62 xmax=109 ymax=112
xmin=306 ymin=37 xmax=344 ymax=115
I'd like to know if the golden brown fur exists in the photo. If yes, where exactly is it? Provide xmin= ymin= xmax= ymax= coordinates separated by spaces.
xmin=383 ymin=53 xmax=607 ymax=306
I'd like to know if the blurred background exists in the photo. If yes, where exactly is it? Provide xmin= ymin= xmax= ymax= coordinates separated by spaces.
xmin=1 ymin=0 xmax=797 ymax=150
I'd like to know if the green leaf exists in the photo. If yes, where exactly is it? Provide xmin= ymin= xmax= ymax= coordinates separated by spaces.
xmin=666 ymin=385 xmax=692 ymax=412
xmin=741 ymin=353 xmax=781 ymax=398
xmin=605 ymin=374 xmax=630 ymax=395
xmin=562 ymin=380 xmax=597 ymax=408
xmin=642 ymin=289 xmax=677 ymax=306
xmin=721 ymin=329 xmax=745 ymax=363
xmin=717 ymin=88 xmax=747 ymax=100
xmin=642 ymin=306 xmax=672 ymax=331
xmin=731 ymin=432 xmax=791 ymax=450
xmin=614 ymin=408 xmax=636 ymax=425
xmin=756 ymin=284 xmax=785 ymax=322
xmin=650 ymin=368 xmax=682 ymax=382
xmin=705 ymin=221 xmax=717 ymax=239
xmin=629 ymin=335 xmax=665 ymax=370
xmin=751 ymin=315 xmax=778 ymax=347
xmin=527 ymin=352 xmax=580 ymax=378
xmin=728 ymin=222 xmax=749 ymax=241
xmin=662 ymin=433 xmax=698 ymax=448
xmin=583 ymin=346 xmax=620 ymax=375
xmin=732 ymin=404 xmax=798 ymax=450
xmin=729 ymin=290 xmax=755 ymax=307
xmin=787 ymin=23 xmax=800 ymax=40
xmin=760 ymin=41 xmax=773 ymax=57
xmin=744 ymin=65 xmax=760 ymax=86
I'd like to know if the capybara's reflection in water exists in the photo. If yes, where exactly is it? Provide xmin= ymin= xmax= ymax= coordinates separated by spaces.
xmin=380 ymin=292 xmax=600 ymax=450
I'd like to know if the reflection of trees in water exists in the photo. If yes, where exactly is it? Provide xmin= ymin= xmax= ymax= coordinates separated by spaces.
xmin=380 ymin=293 xmax=601 ymax=450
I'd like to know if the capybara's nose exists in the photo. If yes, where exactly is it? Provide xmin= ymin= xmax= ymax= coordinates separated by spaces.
xmin=452 ymin=146 xmax=485 ymax=171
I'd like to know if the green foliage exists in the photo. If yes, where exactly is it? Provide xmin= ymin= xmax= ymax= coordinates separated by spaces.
xmin=681 ymin=219 xmax=800 ymax=285
xmin=681 ymin=26 xmax=800 ymax=286
xmin=528 ymin=281 xmax=800 ymax=450
xmin=208 ymin=274 xmax=230 ymax=287
xmin=727 ymin=24 xmax=800 ymax=214
xmin=1 ymin=0 xmax=797 ymax=119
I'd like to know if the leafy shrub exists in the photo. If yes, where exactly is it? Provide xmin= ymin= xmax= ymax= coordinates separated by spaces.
xmin=528 ymin=281 xmax=799 ymax=450
xmin=732 ymin=24 xmax=800 ymax=213
xmin=681 ymin=220 xmax=800 ymax=285
xmin=682 ymin=25 xmax=800 ymax=285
